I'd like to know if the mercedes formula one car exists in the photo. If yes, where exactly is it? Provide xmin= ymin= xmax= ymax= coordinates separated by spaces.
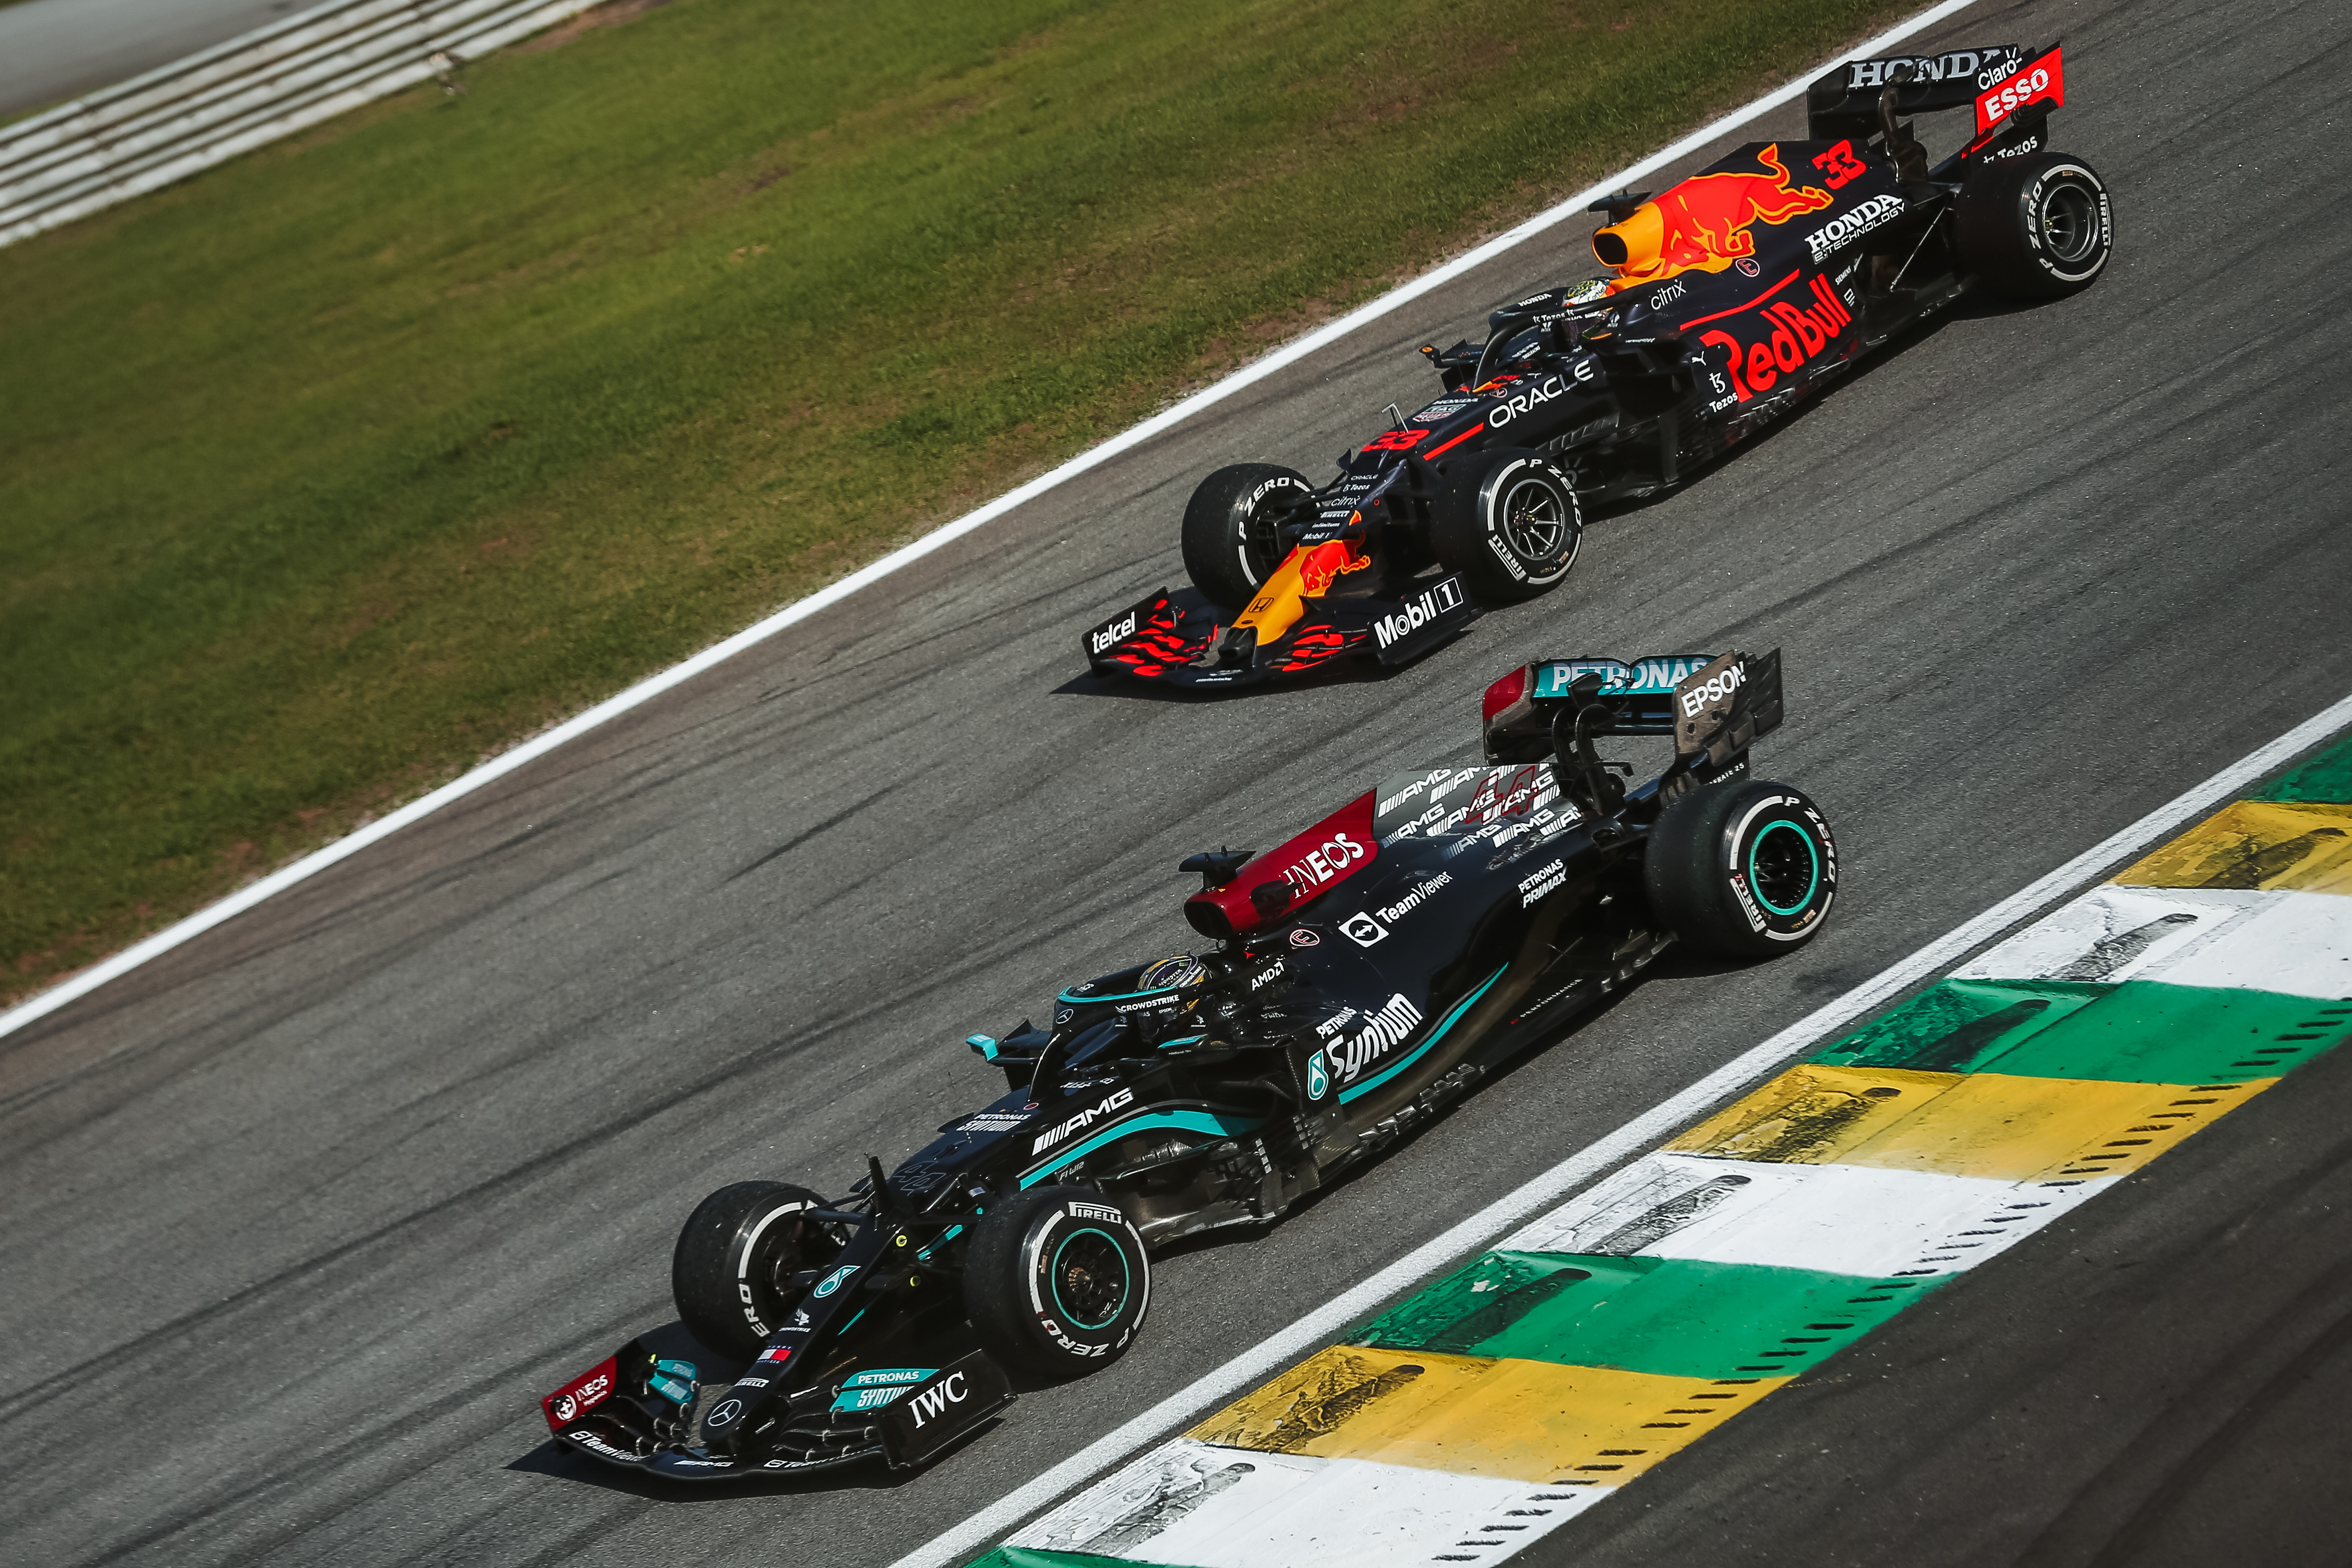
xmin=1085 ymin=40 xmax=2107 ymax=690
xmin=542 ymin=648 xmax=1838 ymax=1479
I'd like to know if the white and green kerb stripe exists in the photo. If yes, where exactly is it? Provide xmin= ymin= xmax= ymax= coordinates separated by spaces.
xmin=966 ymin=737 xmax=2352 ymax=1568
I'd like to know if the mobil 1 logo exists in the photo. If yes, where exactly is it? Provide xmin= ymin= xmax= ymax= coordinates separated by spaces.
xmin=1371 ymin=575 xmax=1471 ymax=663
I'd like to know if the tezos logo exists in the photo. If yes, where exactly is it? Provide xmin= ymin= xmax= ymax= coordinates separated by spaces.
xmin=812 ymin=1264 xmax=858 ymax=1298
xmin=1089 ymin=611 xmax=1138 ymax=655
xmin=1306 ymin=1052 xmax=1330 ymax=1101
xmin=1340 ymin=912 xmax=1388 ymax=947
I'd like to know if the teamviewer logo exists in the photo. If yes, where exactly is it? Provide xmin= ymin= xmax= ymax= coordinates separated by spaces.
xmin=1340 ymin=912 xmax=1387 ymax=947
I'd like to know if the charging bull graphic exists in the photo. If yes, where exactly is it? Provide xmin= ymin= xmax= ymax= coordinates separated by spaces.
xmin=1293 ymin=540 xmax=1373 ymax=597
xmin=1593 ymin=144 xmax=1834 ymax=287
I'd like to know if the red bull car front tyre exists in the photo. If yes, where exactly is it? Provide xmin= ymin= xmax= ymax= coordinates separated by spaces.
xmin=964 ymin=1186 xmax=1152 ymax=1381
xmin=1956 ymin=151 xmax=2113 ymax=300
xmin=1181 ymin=462 xmax=1316 ymax=613
xmin=1431 ymin=449 xmax=1584 ymax=604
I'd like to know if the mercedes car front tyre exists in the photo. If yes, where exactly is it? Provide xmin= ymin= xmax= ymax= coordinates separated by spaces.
xmin=672 ymin=1181 xmax=837 ymax=1361
xmin=964 ymin=1186 xmax=1151 ymax=1382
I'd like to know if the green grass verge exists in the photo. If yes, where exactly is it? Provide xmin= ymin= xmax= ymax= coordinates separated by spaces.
xmin=1 ymin=0 xmax=1915 ymax=1001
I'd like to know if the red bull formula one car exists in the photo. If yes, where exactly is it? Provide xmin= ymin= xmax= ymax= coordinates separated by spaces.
xmin=539 ymin=648 xmax=1837 ymax=1479
xmin=1085 ymin=40 xmax=2107 ymax=690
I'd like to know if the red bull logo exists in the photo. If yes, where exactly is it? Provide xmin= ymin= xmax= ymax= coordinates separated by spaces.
xmin=1294 ymin=540 xmax=1373 ymax=597
xmin=1593 ymin=144 xmax=1834 ymax=287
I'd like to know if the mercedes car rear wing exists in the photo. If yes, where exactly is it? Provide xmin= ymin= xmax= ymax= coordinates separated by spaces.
xmin=1480 ymin=650 xmax=1784 ymax=769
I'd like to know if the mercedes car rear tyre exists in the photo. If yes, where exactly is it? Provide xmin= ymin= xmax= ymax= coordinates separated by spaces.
xmin=965 ymin=1186 xmax=1150 ymax=1382
xmin=1646 ymin=779 xmax=1837 ymax=957
xmin=1181 ymin=463 xmax=1314 ymax=613
xmin=1430 ymin=449 xmax=1582 ymax=604
xmin=1955 ymin=151 xmax=2113 ymax=300
xmin=673 ymin=1181 xmax=838 ymax=1361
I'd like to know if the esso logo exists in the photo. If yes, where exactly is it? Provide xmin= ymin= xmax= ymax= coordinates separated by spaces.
xmin=1984 ymin=66 xmax=2050 ymax=120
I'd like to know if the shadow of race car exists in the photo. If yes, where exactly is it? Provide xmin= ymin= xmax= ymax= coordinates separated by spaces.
xmin=1085 ymin=40 xmax=2104 ymax=689
xmin=540 ymin=648 xmax=1839 ymax=1479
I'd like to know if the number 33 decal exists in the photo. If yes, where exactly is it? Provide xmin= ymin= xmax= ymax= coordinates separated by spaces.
xmin=1810 ymin=140 xmax=1868 ymax=190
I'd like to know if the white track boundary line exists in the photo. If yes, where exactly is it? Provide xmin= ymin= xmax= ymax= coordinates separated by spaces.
xmin=885 ymin=687 xmax=2352 ymax=1568
xmin=0 ymin=0 xmax=1978 ymax=1041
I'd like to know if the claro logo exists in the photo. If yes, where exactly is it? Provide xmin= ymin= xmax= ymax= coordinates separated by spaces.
xmin=1031 ymin=1088 xmax=1136 ymax=1156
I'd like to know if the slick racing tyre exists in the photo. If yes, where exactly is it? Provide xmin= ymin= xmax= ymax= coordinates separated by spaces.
xmin=1646 ymin=780 xmax=1837 ymax=958
xmin=964 ymin=1186 xmax=1150 ymax=1382
xmin=672 ymin=1181 xmax=839 ymax=1361
xmin=1430 ymin=449 xmax=1581 ymax=605
xmin=1181 ymin=463 xmax=1314 ymax=613
xmin=1955 ymin=151 xmax=2113 ymax=300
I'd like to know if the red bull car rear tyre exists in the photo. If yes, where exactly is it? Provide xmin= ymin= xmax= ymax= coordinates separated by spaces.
xmin=1430 ymin=449 xmax=1582 ymax=604
xmin=1646 ymin=779 xmax=1837 ymax=957
xmin=1180 ymin=463 xmax=1315 ymax=613
xmin=964 ymin=1186 xmax=1151 ymax=1381
xmin=672 ymin=1181 xmax=838 ymax=1360
xmin=1955 ymin=151 xmax=2113 ymax=300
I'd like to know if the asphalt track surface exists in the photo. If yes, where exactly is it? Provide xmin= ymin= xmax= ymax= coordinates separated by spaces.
xmin=4 ymin=0 xmax=2349 ymax=1562
xmin=0 ymin=0 xmax=309 ymax=117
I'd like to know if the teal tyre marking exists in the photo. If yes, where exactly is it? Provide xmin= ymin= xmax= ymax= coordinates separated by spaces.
xmin=1747 ymin=819 xmax=1820 ymax=916
xmin=1049 ymin=1227 xmax=1131 ymax=1329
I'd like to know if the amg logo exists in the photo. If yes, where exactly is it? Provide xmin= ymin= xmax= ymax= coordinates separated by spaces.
xmin=1373 ymin=577 xmax=1468 ymax=650
xmin=1804 ymin=193 xmax=1905 ymax=263
xmin=1326 ymin=993 xmax=1424 ymax=1085
xmin=1088 ymin=610 xmax=1137 ymax=655
xmin=1031 ymin=1088 xmax=1136 ymax=1155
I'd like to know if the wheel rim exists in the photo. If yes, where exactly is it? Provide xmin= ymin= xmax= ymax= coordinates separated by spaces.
xmin=1238 ymin=486 xmax=1297 ymax=586
xmin=1747 ymin=820 xmax=1821 ymax=917
xmin=1049 ymin=1228 xmax=1130 ymax=1330
xmin=2038 ymin=183 xmax=2099 ymax=266
xmin=1498 ymin=476 xmax=1567 ymax=561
